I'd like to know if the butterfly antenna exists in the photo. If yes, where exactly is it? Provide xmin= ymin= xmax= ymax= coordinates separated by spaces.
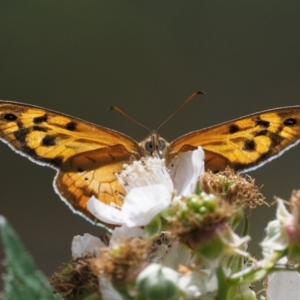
xmin=107 ymin=106 xmax=152 ymax=134
xmin=156 ymin=91 xmax=205 ymax=132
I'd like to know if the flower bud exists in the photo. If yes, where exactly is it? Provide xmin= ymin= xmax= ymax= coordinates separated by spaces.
xmin=137 ymin=264 xmax=179 ymax=300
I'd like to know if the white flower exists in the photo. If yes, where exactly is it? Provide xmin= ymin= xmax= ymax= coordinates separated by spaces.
xmin=71 ymin=226 xmax=144 ymax=299
xmin=87 ymin=184 xmax=171 ymax=227
xmin=71 ymin=233 xmax=104 ymax=259
xmin=261 ymin=199 xmax=291 ymax=260
xmin=87 ymin=147 xmax=205 ymax=227
xmin=261 ymin=219 xmax=289 ymax=255
xmin=118 ymin=156 xmax=174 ymax=193
xmin=71 ymin=225 xmax=144 ymax=259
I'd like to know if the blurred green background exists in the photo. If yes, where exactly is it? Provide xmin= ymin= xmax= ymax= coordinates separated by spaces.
xmin=1 ymin=1 xmax=300 ymax=289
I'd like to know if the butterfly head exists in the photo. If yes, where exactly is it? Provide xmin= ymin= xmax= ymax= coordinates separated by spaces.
xmin=139 ymin=133 xmax=169 ymax=158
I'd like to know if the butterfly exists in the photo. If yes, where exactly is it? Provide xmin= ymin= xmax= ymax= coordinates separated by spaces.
xmin=0 ymin=98 xmax=300 ymax=225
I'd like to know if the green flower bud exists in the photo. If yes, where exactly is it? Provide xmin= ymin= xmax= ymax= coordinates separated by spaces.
xmin=195 ymin=233 xmax=225 ymax=263
xmin=137 ymin=264 xmax=179 ymax=300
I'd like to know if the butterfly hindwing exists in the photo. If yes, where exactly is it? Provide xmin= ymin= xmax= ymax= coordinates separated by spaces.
xmin=56 ymin=157 xmax=128 ymax=224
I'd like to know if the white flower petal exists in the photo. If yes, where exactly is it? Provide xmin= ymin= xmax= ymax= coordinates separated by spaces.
xmin=137 ymin=263 xmax=179 ymax=283
xmin=267 ymin=270 xmax=300 ymax=300
xmin=122 ymin=184 xmax=171 ymax=227
xmin=276 ymin=198 xmax=292 ymax=222
xmin=111 ymin=225 xmax=145 ymax=245
xmin=87 ymin=196 xmax=124 ymax=225
xmin=261 ymin=220 xmax=289 ymax=254
xmin=169 ymin=147 xmax=204 ymax=196
xmin=71 ymin=233 xmax=104 ymax=259
xmin=179 ymin=270 xmax=217 ymax=298
xmin=99 ymin=277 xmax=122 ymax=300
xmin=163 ymin=242 xmax=191 ymax=269
xmin=179 ymin=272 xmax=203 ymax=298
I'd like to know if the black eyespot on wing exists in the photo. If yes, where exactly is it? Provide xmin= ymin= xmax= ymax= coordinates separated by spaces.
xmin=229 ymin=124 xmax=239 ymax=134
xmin=254 ymin=129 xmax=268 ymax=137
xmin=269 ymin=132 xmax=283 ymax=147
xmin=256 ymin=119 xmax=270 ymax=128
xmin=33 ymin=125 xmax=48 ymax=132
xmin=243 ymin=139 xmax=256 ymax=151
xmin=21 ymin=145 xmax=63 ymax=168
xmin=14 ymin=128 xmax=30 ymax=143
xmin=77 ymin=167 xmax=84 ymax=172
xmin=284 ymin=118 xmax=297 ymax=126
xmin=4 ymin=113 xmax=17 ymax=121
xmin=33 ymin=114 xmax=48 ymax=124
xmin=42 ymin=135 xmax=56 ymax=146
xmin=66 ymin=121 xmax=77 ymax=131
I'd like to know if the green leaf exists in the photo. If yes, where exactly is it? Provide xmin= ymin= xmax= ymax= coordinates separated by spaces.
xmin=0 ymin=215 xmax=62 ymax=300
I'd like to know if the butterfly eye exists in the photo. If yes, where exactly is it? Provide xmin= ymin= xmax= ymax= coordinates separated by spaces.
xmin=159 ymin=138 xmax=166 ymax=151
xmin=145 ymin=140 xmax=154 ymax=153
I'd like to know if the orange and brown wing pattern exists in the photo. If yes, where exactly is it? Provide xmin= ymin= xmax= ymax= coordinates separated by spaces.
xmin=0 ymin=101 xmax=139 ymax=224
xmin=2 ymin=101 xmax=300 ymax=224
xmin=169 ymin=106 xmax=300 ymax=172
xmin=55 ymin=145 xmax=133 ymax=224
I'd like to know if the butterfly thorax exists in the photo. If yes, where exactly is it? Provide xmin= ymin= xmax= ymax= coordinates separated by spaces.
xmin=138 ymin=133 xmax=170 ymax=159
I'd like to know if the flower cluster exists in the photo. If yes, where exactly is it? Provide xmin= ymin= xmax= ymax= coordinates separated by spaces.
xmin=50 ymin=148 xmax=300 ymax=300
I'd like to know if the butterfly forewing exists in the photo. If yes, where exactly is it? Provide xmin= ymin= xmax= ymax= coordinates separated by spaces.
xmin=0 ymin=101 xmax=140 ymax=224
xmin=169 ymin=106 xmax=300 ymax=172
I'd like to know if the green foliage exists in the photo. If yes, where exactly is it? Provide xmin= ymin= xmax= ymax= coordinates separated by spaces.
xmin=0 ymin=216 xmax=61 ymax=300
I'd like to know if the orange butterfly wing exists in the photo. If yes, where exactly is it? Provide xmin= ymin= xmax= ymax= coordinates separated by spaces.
xmin=0 ymin=102 xmax=139 ymax=224
xmin=2 ymin=101 xmax=300 ymax=225
xmin=169 ymin=106 xmax=300 ymax=172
